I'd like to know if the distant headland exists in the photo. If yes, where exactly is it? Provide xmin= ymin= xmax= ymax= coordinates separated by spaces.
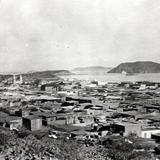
xmin=108 ymin=61 xmax=160 ymax=74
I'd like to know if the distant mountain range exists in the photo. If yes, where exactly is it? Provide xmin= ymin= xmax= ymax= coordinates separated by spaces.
xmin=73 ymin=66 xmax=112 ymax=72
xmin=108 ymin=61 xmax=160 ymax=73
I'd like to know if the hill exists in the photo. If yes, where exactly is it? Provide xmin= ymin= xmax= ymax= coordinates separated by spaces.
xmin=108 ymin=61 xmax=160 ymax=73
xmin=73 ymin=66 xmax=111 ymax=72
xmin=72 ymin=66 xmax=112 ymax=75
xmin=22 ymin=70 xmax=72 ymax=79
xmin=73 ymin=66 xmax=111 ymax=71
xmin=0 ymin=70 xmax=72 ymax=82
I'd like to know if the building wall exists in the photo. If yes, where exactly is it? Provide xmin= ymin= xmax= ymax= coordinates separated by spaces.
xmin=86 ymin=109 xmax=103 ymax=115
xmin=104 ymin=102 xmax=120 ymax=109
xmin=53 ymin=119 xmax=66 ymax=125
xmin=46 ymin=87 xmax=57 ymax=92
xmin=66 ymin=116 xmax=74 ymax=125
xmin=22 ymin=111 xmax=30 ymax=117
xmin=10 ymin=119 xmax=22 ymax=127
xmin=31 ymin=119 xmax=42 ymax=131
xmin=141 ymin=129 xmax=160 ymax=138
xmin=101 ymin=130 xmax=109 ymax=137
xmin=23 ymin=118 xmax=31 ymax=130
xmin=23 ymin=118 xmax=42 ymax=131
xmin=124 ymin=124 xmax=141 ymax=137
xmin=114 ymin=123 xmax=142 ymax=137
xmin=46 ymin=117 xmax=56 ymax=125
xmin=82 ymin=116 xmax=94 ymax=124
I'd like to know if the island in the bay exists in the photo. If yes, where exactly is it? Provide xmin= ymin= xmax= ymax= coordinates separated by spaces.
xmin=108 ymin=61 xmax=160 ymax=74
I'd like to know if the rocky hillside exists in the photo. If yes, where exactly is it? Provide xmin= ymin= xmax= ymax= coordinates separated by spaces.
xmin=108 ymin=61 xmax=160 ymax=73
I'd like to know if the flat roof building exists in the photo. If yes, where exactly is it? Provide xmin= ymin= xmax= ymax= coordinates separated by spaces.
xmin=23 ymin=115 xmax=42 ymax=131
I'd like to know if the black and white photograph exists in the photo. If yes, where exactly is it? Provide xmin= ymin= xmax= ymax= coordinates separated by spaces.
xmin=0 ymin=0 xmax=160 ymax=159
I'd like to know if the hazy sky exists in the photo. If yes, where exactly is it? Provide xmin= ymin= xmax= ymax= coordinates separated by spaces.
xmin=0 ymin=0 xmax=160 ymax=72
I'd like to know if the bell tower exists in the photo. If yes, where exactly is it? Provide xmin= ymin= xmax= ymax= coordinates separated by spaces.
xmin=13 ymin=74 xmax=23 ymax=84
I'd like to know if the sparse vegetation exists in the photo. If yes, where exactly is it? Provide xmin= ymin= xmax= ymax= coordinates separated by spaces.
xmin=0 ymin=128 xmax=158 ymax=160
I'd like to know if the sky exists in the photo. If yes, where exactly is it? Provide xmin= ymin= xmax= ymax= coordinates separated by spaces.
xmin=0 ymin=0 xmax=160 ymax=72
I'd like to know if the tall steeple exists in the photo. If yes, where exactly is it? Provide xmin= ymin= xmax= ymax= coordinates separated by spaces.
xmin=13 ymin=74 xmax=16 ymax=84
xmin=20 ymin=75 xmax=23 ymax=84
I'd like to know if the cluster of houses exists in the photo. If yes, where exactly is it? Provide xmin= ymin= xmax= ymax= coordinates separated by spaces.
xmin=1 ymin=76 xmax=160 ymax=143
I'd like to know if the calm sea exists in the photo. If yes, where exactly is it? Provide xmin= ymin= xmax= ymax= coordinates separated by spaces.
xmin=60 ymin=72 xmax=160 ymax=83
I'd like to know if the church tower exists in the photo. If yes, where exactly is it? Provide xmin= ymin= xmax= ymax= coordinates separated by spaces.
xmin=13 ymin=74 xmax=23 ymax=84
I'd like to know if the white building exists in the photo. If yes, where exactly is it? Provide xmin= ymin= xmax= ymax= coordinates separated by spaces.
xmin=13 ymin=75 xmax=23 ymax=84
xmin=141 ymin=128 xmax=160 ymax=138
